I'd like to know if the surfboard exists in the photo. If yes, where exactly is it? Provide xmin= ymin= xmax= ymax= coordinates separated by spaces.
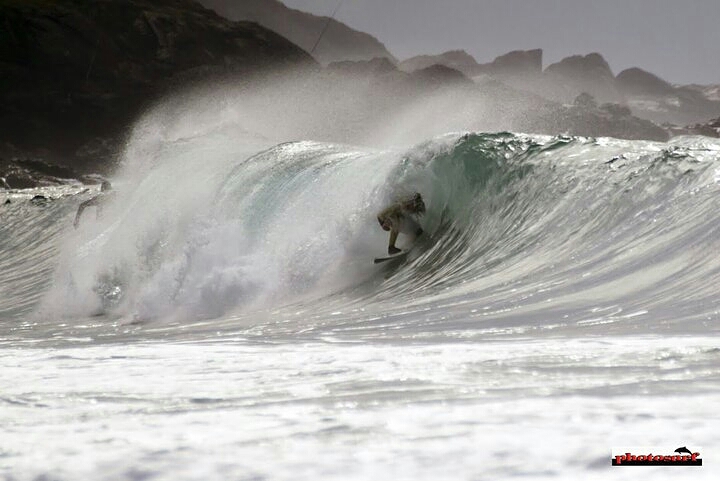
xmin=373 ymin=250 xmax=409 ymax=264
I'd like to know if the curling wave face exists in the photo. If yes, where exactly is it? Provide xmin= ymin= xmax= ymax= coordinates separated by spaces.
xmin=2 ymin=131 xmax=720 ymax=341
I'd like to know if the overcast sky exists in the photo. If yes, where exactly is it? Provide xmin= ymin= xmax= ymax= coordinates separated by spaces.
xmin=282 ymin=0 xmax=720 ymax=85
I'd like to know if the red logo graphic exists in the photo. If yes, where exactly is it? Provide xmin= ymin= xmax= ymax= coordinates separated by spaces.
xmin=612 ymin=446 xmax=702 ymax=466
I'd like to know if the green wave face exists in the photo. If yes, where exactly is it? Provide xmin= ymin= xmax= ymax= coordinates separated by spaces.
xmin=5 ymin=132 xmax=720 ymax=339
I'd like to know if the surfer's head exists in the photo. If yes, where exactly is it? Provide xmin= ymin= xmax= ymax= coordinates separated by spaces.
xmin=100 ymin=180 xmax=112 ymax=192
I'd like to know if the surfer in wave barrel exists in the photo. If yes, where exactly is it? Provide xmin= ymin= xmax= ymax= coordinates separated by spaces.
xmin=377 ymin=193 xmax=425 ymax=255
xmin=73 ymin=180 xmax=114 ymax=228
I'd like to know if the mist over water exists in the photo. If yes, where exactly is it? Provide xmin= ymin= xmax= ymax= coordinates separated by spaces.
xmin=10 ymin=69 xmax=506 ymax=327
xmin=2 ymin=69 xmax=720 ymax=481
xmin=4 ymin=68 xmax=714 ymax=337
xmin=0 ymin=68 xmax=717 ymax=336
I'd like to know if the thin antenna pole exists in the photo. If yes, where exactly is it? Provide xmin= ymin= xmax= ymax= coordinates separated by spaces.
xmin=310 ymin=0 xmax=344 ymax=55
xmin=85 ymin=37 xmax=100 ymax=86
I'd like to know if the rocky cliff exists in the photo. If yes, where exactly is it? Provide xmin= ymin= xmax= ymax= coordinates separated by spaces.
xmin=0 ymin=0 xmax=314 ymax=172
xmin=3 ymin=0 xmax=712 ymax=185
xmin=617 ymin=68 xmax=676 ymax=96
xmin=197 ymin=0 xmax=396 ymax=65
xmin=399 ymin=49 xmax=543 ymax=80
xmin=321 ymin=58 xmax=667 ymax=143
xmin=407 ymin=48 xmax=720 ymax=127
xmin=541 ymin=53 xmax=621 ymax=104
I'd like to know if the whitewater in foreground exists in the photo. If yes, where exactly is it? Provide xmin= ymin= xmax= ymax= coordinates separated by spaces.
xmin=1 ymin=83 xmax=720 ymax=480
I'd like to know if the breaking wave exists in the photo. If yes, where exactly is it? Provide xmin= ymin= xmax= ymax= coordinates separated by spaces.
xmin=3 ymin=127 xmax=720 ymax=340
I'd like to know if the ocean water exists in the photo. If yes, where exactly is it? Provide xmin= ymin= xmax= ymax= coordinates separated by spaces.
xmin=1 ymin=93 xmax=720 ymax=480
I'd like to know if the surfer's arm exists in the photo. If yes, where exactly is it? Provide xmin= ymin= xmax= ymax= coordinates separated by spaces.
xmin=73 ymin=196 xmax=100 ymax=228
xmin=73 ymin=203 xmax=86 ymax=228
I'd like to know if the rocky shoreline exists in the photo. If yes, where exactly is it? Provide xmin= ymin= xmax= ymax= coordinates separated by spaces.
xmin=0 ymin=157 xmax=89 ymax=190
xmin=0 ymin=0 xmax=314 ymax=176
xmin=2 ymin=0 xmax=720 ymax=189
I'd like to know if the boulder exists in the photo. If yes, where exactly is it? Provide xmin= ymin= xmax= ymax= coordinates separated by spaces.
xmin=399 ymin=50 xmax=482 ymax=77
xmin=617 ymin=68 xmax=676 ymax=96
xmin=409 ymin=64 xmax=474 ymax=88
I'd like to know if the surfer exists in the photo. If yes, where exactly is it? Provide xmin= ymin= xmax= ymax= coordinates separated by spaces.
xmin=73 ymin=180 xmax=113 ymax=228
xmin=377 ymin=192 xmax=425 ymax=255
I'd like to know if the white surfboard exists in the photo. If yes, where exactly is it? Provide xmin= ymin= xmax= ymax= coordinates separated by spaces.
xmin=373 ymin=250 xmax=409 ymax=264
